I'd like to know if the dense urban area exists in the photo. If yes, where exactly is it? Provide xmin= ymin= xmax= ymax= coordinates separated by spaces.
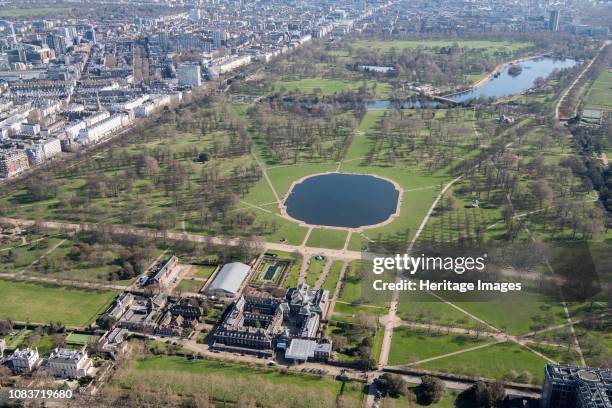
xmin=0 ymin=0 xmax=610 ymax=407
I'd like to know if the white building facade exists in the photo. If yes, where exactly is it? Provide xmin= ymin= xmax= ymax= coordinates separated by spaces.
xmin=48 ymin=348 xmax=93 ymax=378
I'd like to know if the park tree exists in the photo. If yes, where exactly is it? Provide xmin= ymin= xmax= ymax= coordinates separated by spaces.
xmin=459 ymin=380 xmax=506 ymax=407
xmin=532 ymin=179 xmax=554 ymax=208
xmin=416 ymin=375 xmax=446 ymax=404
xmin=376 ymin=373 xmax=408 ymax=398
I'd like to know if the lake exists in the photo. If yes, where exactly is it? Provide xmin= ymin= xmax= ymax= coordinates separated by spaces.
xmin=448 ymin=57 xmax=578 ymax=103
xmin=366 ymin=57 xmax=578 ymax=109
xmin=284 ymin=173 xmax=400 ymax=228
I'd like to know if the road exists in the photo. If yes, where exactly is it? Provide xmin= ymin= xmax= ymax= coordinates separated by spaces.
xmin=0 ymin=217 xmax=364 ymax=261
xmin=555 ymin=41 xmax=609 ymax=120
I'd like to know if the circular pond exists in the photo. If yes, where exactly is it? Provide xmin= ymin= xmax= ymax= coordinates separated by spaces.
xmin=284 ymin=173 xmax=400 ymax=229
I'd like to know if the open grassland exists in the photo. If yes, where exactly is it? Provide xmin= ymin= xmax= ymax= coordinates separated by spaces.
xmin=453 ymin=297 xmax=568 ymax=335
xmin=108 ymin=355 xmax=365 ymax=408
xmin=322 ymin=260 xmax=344 ymax=292
xmin=0 ymin=279 xmax=117 ymax=327
xmin=396 ymin=295 xmax=479 ymax=330
xmin=0 ymin=7 xmax=71 ymax=17
xmin=306 ymin=228 xmax=347 ymax=249
xmin=305 ymin=257 xmax=326 ymax=287
xmin=389 ymin=327 xmax=492 ymax=366
xmin=274 ymin=78 xmax=392 ymax=98
xmin=585 ymin=69 xmax=612 ymax=111
xmin=418 ymin=342 xmax=549 ymax=384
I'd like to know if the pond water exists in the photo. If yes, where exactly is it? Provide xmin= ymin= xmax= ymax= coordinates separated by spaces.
xmin=367 ymin=98 xmax=441 ymax=110
xmin=284 ymin=173 xmax=400 ymax=228
xmin=448 ymin=57 xmax=578 ymax=103
xmin=366 ymin=57 xmax=578 ymax=109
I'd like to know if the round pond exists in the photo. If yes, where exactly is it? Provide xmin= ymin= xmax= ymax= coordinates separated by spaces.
xmin=284 ymin=173 xmax=400 ymax=229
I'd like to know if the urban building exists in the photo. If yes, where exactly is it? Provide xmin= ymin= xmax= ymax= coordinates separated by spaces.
xmin=549 ymin=10 xmax=561 ymax=32
xmin=147 ymin=256 xmax=181 ymax=287
xmin=541 ymin=364 xmax=612 ymax=408
xmin=9 ymin=348 xmax=40 ymax=374
xmin=206 ymin=262 xmax=251 ymax=298
xmin=0 ymin=150 xmax=30 ymax=178
xmin=177 ymin=64 xmax=201 ymax=88
xmin=212 ymin=283 xmax=331 ymax=362
xmin=77 ymin=114 xmax=126 ymax=145
xmin=47 ymin=348 xmax=93 ymax=379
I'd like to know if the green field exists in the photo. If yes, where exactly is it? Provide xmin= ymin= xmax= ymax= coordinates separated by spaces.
xmin=175 ymin=279 xmax=204 ymax=293
xmin=305 ymin=257 xmax=326 ymax=287
xmin=190 ymin=265 xmax=217 ymax=279
xmin=585 ymin=70 xmax=612 ymax=111
xmin=274 ymin=78 xmax=392 ymax=98
xmin=66 ymin=332 xmax=100 ymax=345
xmin=389 ymin=327 xmax=492 ymax=366
xmin=0 ymin=279 xmax=117 ymax=327
xmin=451 ymin=296 xmax=568 ymax=335
xmin=322 ymin=260 xmax=344 ymax=293
xmin=110 ymin=355 xmax=365 ymax=407
xmin=419 ymin=342 xmax=548 ymax=384
xmin=306 ymin=228 xmax=347 ymax=249
xmin=0 ymin=7 xmax=71 ymax=17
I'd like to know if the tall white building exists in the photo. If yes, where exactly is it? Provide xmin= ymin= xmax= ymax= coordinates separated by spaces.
xmin=177 ymin=64 xmax=202 ymax=87
xmin=48 ymin=348 xmax=93 ymax=379
xmin=10 ymin=348 xmax=40 ymax=374
xmin=77 ymin=114 xmax=125 ymax=144
xmin=26 ymin=138 xmax=62 ymax=165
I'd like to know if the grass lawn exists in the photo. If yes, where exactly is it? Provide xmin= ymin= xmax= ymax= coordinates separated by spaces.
xmin=343 ymin=110 xmax=386 ymax=162
xmin=418 ymin=342 xmax=548 ymax=384
xmin=451 ymin=295 xmax=567 ymax=335
xmin=389 ymin=327 xmax=491 ymax=366
xmin=274 ymin=78 xmax=392 ymax=98
xmin=305 ymin=257 xmax=326 ymax=287
xmin=585 ymin=70 xmax=612 ymax=111
xmin=190 ymin=265 xmax=217 ymax=279
xmin=396 ymin=295 xmax=479 ymax=329
xmin=66 ymin=332 xmax=100 ymax=345
xmin=322 ymin=260 xmax=344 ymax=293
xmin=0 ymin=279 xmax=117 ymax=327
xmin=0 ymin=7 xmax=70 ymax=17
xmin=114 ymin=355 xmax=365 ymax=407
xmin=306 ymin=228 xmax=347 ymax=250
xmin=175 ymin=279 xmax=204 ymax=293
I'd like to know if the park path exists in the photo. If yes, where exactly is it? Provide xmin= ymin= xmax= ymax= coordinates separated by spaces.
xmin=396 ymin=340 xmax=503 ymax=367
xmin=0 ymin=217 xmax=365 ymax=261
xmin=17 ymin=238 xmax=66 ymax=275
xmin=325 ymin=260 xmax=349 ymax=320
xmin=0 ymin=272 xmax=127 ymax=291
xmin=378 ymin=172 xmax=462 ymax=368
xmin=314 ymin=257 xmax=333 ymax=289
xmin=555 ymin=41 xmax=609 ymax=120
xmin=378 ymin=106 xmax=533 ymax=371
xmin=297 ymin=255 xmax=311 ymax=285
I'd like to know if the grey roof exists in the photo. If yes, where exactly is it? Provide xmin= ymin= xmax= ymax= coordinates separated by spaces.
xmin=285 ymin=338 xmax=317 ymax=361
xmin=284 ymin=339 xmax=332 ymax=361
xmin=208 ymin=262 xmax=250 ymax=296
